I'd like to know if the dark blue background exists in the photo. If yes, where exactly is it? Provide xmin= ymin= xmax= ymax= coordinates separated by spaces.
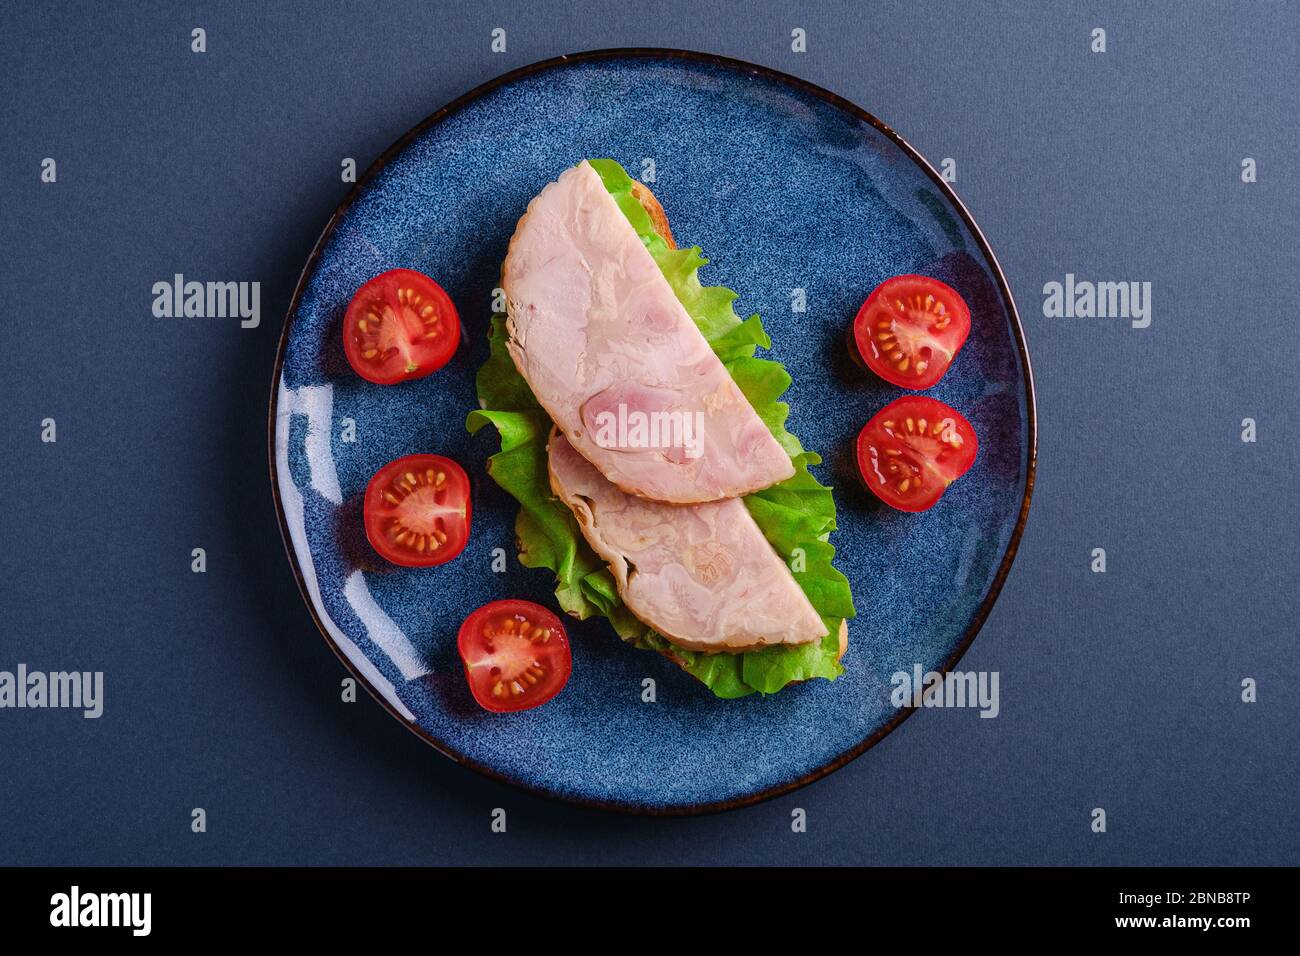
xmin=2 ymin=0 xmax=1296 ymax=864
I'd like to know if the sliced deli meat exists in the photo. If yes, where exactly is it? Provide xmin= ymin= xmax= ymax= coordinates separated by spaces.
xmin=502 ymin=160 xmax=794 ymax=503
xmin=547 ymin=430 xmax=827 ymax=652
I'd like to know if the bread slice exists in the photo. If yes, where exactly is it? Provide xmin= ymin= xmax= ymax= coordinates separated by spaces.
xmin=631 ymin=180 xmax=675 ymax=250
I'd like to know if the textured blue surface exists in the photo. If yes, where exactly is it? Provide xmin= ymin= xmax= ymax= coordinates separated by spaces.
xmin=274 ymin=54 xmax=1030 ymax=809
xmin=7 ymin=0 xmax=1296 ymax=864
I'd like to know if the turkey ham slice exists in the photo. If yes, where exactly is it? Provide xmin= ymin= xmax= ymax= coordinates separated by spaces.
xmin=503 ymin=160 xmax=794 ymax=504
xmin=547 ymin=430 xmax=827 ymax=653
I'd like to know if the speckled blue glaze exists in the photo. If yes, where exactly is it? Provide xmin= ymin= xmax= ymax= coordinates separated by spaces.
xmin=272 ymin=52 xmax=1032 ymax=812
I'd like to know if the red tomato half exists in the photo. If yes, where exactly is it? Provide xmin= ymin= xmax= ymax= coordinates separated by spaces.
xmin=363 ymin=454 xmax=471 ymax=567
xmin=853 ymin=275 xmax=971 ymax=389
xmin=856 ymin=396 xmax=978 ymax=512
xmin=343 ymin=269 xmax=460 ymax=384
xmin=458 ymin=600 xmax=572 ymax=713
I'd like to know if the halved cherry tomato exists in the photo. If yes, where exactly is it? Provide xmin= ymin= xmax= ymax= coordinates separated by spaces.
xmin=853 ymin=275 xmax=970 ymax=389
xmin=363 ymin=454 xmax=471 ymax=567
xmin=343 ymin=269 xmax=460 ymax=384
xmin=856 ymin=396 xmax=978 ymax=512
xmin=458 ymin=600 xmax=572 ymax=713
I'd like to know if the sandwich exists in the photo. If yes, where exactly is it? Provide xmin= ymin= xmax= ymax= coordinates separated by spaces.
xmin=468 ymin=159 xmax=855 ymax=698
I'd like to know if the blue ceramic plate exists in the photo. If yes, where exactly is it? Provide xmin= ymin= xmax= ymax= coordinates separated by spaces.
xmin=270 ymin=50 xmax=1035 ymax=814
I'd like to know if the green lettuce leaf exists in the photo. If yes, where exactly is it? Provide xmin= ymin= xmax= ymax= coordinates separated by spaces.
xmin=467 ymin=159 xmax=855 ymax=698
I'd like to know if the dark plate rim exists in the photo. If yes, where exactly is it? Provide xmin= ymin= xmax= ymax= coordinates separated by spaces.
xmin=266 ymin=47 xmax=1038 ymax=817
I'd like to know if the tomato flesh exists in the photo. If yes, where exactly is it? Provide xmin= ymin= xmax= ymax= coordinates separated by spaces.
xmin=458 ymin=600 xmax=572 ymax=713
xmin=363 ymin=454 xmax=471 ymax=567
xmin=856 ymin=396 xmax=978 ymax=512
xmin=343 ymin=269 xmax=460 ymax=384
xmin=853 ymin=275 xmax=970 ymax=389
